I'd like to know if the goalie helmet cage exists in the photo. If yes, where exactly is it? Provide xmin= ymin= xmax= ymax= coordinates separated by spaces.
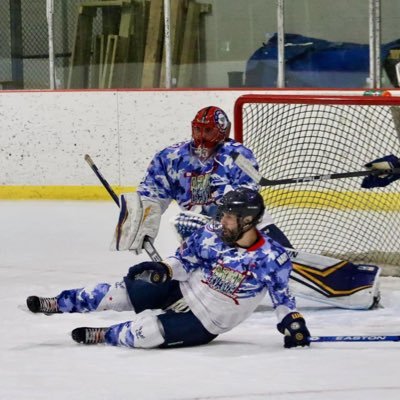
xmin=234 ymin=94 xmax=400 ymax=275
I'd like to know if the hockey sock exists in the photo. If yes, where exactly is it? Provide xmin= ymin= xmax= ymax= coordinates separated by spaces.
xmin=57 ymin=283 xmax=111 ymax=312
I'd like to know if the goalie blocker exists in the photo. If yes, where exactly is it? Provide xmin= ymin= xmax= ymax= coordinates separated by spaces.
xmin=110 ymin=192 xmax=162 ymax=254
xmin=171 ymin=211 xmax=380 ymax=310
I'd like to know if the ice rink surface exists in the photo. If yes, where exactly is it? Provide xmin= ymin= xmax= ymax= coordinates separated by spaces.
xmin=1 ymin=200 xmax=400 ymax=400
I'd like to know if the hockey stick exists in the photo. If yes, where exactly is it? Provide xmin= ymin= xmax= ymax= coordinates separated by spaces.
xmin=84 ymin=154 xmax=120 ymax=207
xmin=84 ymin=154 xmax=163 ymax=262
xmin=232 ymin=152 xmax=400 ymax=187
xmin=310 ymin=335 xmax=400 ymax=342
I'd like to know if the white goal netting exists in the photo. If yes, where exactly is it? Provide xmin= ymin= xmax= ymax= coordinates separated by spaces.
xmin=235 ymin=94 xmax=400 ymax=274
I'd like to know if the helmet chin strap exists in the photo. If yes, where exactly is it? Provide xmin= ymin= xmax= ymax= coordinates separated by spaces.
xmin=221 ymin=216 xmax=255 ymax=245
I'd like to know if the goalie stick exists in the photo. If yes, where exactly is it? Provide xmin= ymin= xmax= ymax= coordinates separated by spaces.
xmin=310 ymin=335 xmax=400 ymax=343
xmin=84 ymin=154 xmax=163 ymax=263
xmin=232 ymin=152 xmax=400 ymax=186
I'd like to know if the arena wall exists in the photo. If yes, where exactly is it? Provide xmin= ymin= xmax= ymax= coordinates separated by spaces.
xmin=0 ymin=88 xmax=391 ymax=199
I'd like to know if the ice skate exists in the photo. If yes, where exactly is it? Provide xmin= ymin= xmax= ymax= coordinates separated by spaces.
xmin=26 ymin=296 xmax=60 ymax=314
xmin=71 ymin=327 xmax=107 ymax=344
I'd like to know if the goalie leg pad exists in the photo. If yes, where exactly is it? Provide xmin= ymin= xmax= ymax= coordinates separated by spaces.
xmin=287 ymin=249 xmax=381 ymax=310
xmin=105 ymin=310 xmax=165 ymax=348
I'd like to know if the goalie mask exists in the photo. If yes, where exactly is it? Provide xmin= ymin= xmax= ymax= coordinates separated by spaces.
xmin=214 ymin=187 xmax=265 ymax=245
xmin=191 ymin=106 xmax=231 ymax=160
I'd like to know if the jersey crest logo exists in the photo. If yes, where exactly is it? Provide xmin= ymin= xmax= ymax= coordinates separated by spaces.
xmin=190 ymin=172 xmax=212 ymax=205
xmin=203 ymin=262 xmax=247 ymax=304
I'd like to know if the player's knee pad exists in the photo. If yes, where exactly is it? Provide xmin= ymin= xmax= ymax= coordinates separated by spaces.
xmin=97 ymin=281 xmax=134 ymax=312
xmin=105 ymin=310 xmax=165 ymax=348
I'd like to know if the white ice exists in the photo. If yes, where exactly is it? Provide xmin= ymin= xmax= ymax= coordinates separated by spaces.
xmin=1 ymin=200 xmax=400 ymax=400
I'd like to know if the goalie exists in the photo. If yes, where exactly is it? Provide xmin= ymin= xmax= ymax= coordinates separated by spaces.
xmin=110 ymin=106 xmax=290 ymax=252
xmin=110 ymin=106 xmax=380 ymax=310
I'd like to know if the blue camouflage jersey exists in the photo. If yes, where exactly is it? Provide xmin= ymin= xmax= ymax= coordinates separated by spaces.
xmin=137 ymin=139 xmax=261 ymax=217
xmin=164 ymin=224 xmax=297 ymax=335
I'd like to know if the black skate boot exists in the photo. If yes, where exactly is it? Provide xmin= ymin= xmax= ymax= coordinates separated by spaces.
xmin=71 ymin=327 xmax=107 ymax=344
xmin=26 ymin=296 xmax=60 ymax=314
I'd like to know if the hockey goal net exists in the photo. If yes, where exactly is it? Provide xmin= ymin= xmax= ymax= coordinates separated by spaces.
xmin=234 ymin=94 xmax=400 ymax=274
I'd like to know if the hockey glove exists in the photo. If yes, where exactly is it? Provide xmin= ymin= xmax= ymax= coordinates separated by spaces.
xmin=361 ymin=154 xmax=400 ymax=188
xmin=277 ymin=312 xmax=310 ymax=348
xmin=127 ymin=261 xmax=172 ymax=284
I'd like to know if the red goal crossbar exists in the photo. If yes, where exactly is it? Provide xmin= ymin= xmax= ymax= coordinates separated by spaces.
xmin=234 ymin=94 xmax=400 ymax=142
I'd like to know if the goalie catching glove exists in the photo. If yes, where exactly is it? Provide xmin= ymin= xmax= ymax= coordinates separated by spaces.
xmin=361 ymin=154 xmax=400 ymax=188
xmin=170 ymin=211 xmax=211 ymax=242
xmin=277 ymin=312 xmax=311 ymax=348
xmin=126 ymin=261 xmax=172 ymax=284
xmin=110 ymin=192 xmax=162 ymax=254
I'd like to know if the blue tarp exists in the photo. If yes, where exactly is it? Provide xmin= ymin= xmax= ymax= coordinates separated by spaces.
xmin=245 ymin=33 xmax=400 ymax=88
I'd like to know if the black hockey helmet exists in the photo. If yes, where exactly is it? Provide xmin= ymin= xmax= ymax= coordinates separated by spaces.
xmin=218 ymin=187 xmax=265 ymax=223
xmin=216 ymin=187 xmax=265 ymax=244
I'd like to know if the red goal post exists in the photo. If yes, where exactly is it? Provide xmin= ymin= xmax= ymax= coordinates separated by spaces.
xmin=233 ymin=93 xmax=400 ymax=273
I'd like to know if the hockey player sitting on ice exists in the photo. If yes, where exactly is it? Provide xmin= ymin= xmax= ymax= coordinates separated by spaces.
xmin=110 ymin=105 xmax=380 ymax=310
xmin=361 ymin=154 xmax=400 ymax=188
xmin=26 ymin=188 xmax=311 ymax=349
